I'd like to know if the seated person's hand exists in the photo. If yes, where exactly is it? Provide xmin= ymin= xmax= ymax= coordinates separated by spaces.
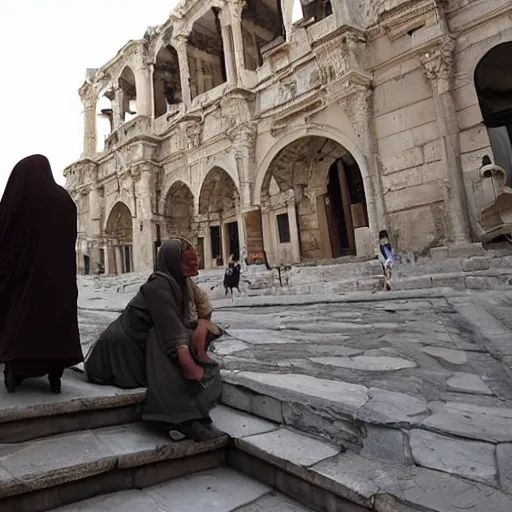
xmin=178 ymin=346 xmax=205 ymax=381
xmin=192 ymin=319 xmax=216 ymax=364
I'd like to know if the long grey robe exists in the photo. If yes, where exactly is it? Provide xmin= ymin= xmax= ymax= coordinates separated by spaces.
xmin=84 ymin=271 xmax=222 ymax=425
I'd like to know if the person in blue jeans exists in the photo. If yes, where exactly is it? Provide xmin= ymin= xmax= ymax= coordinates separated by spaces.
xmin=378 ymin=230 xmax=395 ymax=291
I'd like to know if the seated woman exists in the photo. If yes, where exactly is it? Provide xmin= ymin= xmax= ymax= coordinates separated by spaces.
xmin=84 ymin=238 xmax=224 ymax=442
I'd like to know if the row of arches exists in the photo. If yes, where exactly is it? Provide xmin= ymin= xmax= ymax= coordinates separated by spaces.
xmin=97 ymin=134 xmax=368 ymax=274
xmin=94 ymin=0 xmax=334 ymax=150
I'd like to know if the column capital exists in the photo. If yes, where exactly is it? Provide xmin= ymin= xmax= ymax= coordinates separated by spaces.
xmin=227 ymin=0 xmax=246 ymax=22
xmin=79 ymin=81 xmax=95 ymax=108
xmin=419 ymin=35 xmax=456 ymax=89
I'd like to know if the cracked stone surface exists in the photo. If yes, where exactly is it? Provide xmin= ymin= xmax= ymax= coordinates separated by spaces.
xmin=70 ymin=286 xmax=512 ymax=500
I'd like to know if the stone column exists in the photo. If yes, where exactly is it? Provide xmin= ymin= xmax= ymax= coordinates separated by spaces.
xmin=112 ymin=88 xmax=123 ymax=129
xmin=281 ymin=0 xmax=294 ymax=41
xmin=287 ymin=200 xmax=301 ymax=263
xmin=175 ymin=36 xmax=192 ymax=107
xmin=232 ymin=123 xmax=257 ymax=211
xmin=338 ymin=84 xmax=385 ymax=240
xmin=148 ymin=63 xmax=155 ymax=118
xmin=220 ymin=8 xmax=236 ymax=84
xmin=79 ymin=82 xmax=97 ymax=158
xmin=420 ymin=36 xmax=471 ymax=244
xmin=227 ymin=0 xmax=245 ymax=84
xmin=132 ymin=165 xmax=156 ymax=272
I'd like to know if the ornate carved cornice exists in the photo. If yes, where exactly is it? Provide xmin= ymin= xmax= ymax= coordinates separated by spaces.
xmin=378 ymin=0 xmax=436 ymax=42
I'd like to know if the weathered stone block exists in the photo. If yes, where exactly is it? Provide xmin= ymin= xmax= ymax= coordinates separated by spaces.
xmin=460 ymin=125 xmax=490 ymax=154
xmin=461 ymin=257 xmax=490 ymax=272
xmin=221 ymin=383 xmax=252 ymax=413
xmin=430 ymin=246 xmax=449 ymax=261
xmin=361 ymin=426 xmax=409 ymax=465
xmin=385 ymin=181 xmax=443 ymax=213
xmin=465 ymin=276 xmax=501 ymax=289
xmin=252 ymin=395 xmax=283 ymax=424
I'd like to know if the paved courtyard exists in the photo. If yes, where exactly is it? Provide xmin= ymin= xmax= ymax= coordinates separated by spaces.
xmin=75 ymin=286 xmax=512 ymax=504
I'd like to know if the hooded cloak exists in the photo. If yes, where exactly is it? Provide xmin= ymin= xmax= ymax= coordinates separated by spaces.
xmin=0 ymin=155 xmax=83 ymax=374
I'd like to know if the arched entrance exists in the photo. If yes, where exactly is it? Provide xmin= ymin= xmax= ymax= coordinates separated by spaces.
xmin=260 ymin=136 xmax=369 ymax=265
xmin=118 ymin=66 xmax=137 ymax=123
xmin=198 ymin=167 xmax=240 ymax=267
xmin=164 ymin=181 xmax=195 ymax=240
xmin=105 ymin=202 xmax=133 ymax=275
xmin=475 ymin=42 xmax=512 ymax=183
xmin=154 ymin=45 xmax=182 ymax=118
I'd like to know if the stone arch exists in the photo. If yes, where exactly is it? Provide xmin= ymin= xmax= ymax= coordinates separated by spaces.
xmin=198 ymin=166 xmax=241 ymax=266
xmin=118 ymin=65 xmax=137 ymax=123
xmin=257 ymin=132 xmax=373 ymax=263
xmin=254 ymin=125 xmax=373 ymax=211
xmin=163 ymin=180 xmax=195 ymax=241
xmin=474 ymin=42 xmax=512 ymax=183
xmin=153 ymin=44 xmax=182 ymax=118
xmin=105 ymin=201 xmax=134 ymax=274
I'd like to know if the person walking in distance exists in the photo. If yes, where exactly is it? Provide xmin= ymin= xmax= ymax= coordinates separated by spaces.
xmin=0 ymin=155 xmax=83 ymax=393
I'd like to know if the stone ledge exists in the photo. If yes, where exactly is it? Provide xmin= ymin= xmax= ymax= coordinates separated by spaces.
xmin=0 ymin=423 xmax=228 ymax=500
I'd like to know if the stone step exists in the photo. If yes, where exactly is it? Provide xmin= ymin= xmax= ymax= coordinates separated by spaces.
xmin=51 ymin=468 xmax=315 ymax=512
xmin=0 ymin=369 xmax=144 ymax=443
xmin=0 ymin=422 xmax=228 ymax=512
xmin=213 ymin=405 xmax=512 ymax=512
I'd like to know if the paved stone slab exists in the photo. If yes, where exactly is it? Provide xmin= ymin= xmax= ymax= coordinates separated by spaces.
xmin=54 ymin=469 xmax=278 ymax=512
xmin=214 ymin=338 xmax=250 ymax=355
xmin=497 ymin=443 xmax=512 ymax=494
xmin=423 ymin=346 xmax=468 ymax=365
xmin=238 ymin=427 xmax=340 ymax=468
xmin=222 ymin=371 xmax=369 ymax=414
xmin=422 ymin=402 xmax=512 ymax=442
xmin=0 ymin=430 xmax=116 ymax=498
xmin=409 ymin=429 xmax=497 ymax=485
xmin=446 ymin=372 xmax=493 ymax=395
xmin=356 ymin=388 xmax=428 ymax=426
xmin=360 ymin=426 xmax=408 ymax=465
xmin=235 ymin=492 xmax=314 ymax=511
xmin=311 ymin=356 xmax=417 ymax=371
xmin=209 ymin=405 xmax=278 ymax=439
xmin=225 ymin=329 xmax=299 ymax=345
xmin=146 ymin=468 xmax=270 ymax=511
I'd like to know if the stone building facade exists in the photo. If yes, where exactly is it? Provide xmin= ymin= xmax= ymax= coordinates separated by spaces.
xmin=65 ymin=0 xmax=512 ymax=275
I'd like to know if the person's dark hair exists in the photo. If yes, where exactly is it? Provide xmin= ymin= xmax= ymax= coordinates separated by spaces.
xmin=379 ymin=230 xmax=389 ymax=239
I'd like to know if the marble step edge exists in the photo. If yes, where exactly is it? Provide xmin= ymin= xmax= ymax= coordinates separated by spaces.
xmin=0 ymin=374 xmax=145 ymax=426
xmin=0 ymin=422 xmax=228 ymax=501
xmin=214 ymin=405 xmax=512 ymax=512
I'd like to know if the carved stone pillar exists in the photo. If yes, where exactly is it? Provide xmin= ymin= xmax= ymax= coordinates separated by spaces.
xmin=338 ymin=83 xmax=384 ymax=240
xmin=281 ymin=0 xmax=294 ymax=41
xmin=112 ymin=87 xmax=123 ymax=129
xmin=232 ymin=123 xmax=256 ymax=211
xmin=79 ymin=82 xmax=97 ymax=158
xmin=227 ymin=0 xmax=245 ymax=83
xmin=420 ymin=36 xmax=471 ymax=244
xmin=148 ymin=63 xmax=155 ymax=118
xmin=220 ymin=7 xmax=236 ymax=84
xmin=132 ymin=164 xmax=157 ymax=272
xmin=175 ymin=36 xmax=192 ymax=107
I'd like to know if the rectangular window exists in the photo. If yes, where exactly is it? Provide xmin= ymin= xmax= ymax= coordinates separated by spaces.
xmin=276 ymin=213 xmax=291 ymax=244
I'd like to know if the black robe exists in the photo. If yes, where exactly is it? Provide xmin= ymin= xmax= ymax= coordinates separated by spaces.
xmin=84 ymin=271 xmax=222 ymax=425
xmin=0 ymin=155 xmax=83 ymax=377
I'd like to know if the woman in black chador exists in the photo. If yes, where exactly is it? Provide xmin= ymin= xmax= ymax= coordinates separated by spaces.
xmin=0 ymin=155 xmax=83 ymax=393
xmin=84 ymin=238 xmax=224 ymax=442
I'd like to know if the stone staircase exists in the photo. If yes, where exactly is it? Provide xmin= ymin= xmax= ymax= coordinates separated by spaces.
xmin=2 ymin=361 xmax=512 ymax=512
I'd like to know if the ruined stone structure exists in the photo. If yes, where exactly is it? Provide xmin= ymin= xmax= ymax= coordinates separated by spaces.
xmin=65 ymin=0 xmax=512 ymax=275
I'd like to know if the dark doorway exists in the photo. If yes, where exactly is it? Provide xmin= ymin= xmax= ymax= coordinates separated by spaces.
xmin=122 ymin=245 xmax=133 ymax=273
xmin=226 ymin=221 xmax=240 ymax=260
xmin=84 ymin=255 xmax=91 ymax=275
xmin=210 ymin=226 xmax=223 ymax=266
xmin=326 ymin=156 xmax=368 ymax=258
